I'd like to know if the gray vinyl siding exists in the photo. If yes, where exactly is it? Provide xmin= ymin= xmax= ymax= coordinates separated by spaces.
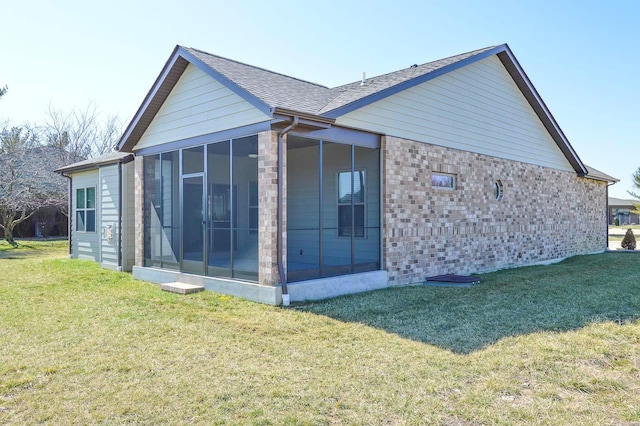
xmin=99 ymin=165 xmax=120 ymax=270
xmin=121 ymin=162 xmax=135 ymax=271
xmin=70 ymin=170 xmax=100 ymax=262
xmin=336 ymin=55 xmax=574 ymax=172
xmin=134 ymin=64 xmax=270 ymax=151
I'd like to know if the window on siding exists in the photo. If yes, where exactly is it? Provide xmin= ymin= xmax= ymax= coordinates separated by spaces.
xmin=338 ymin=170 xmax=365 ymax=237
xmin=249 ymin=181 xmax=258 ymax=235
xmin=431 ymin=173 xmax=456 ymax=190
xmin=76 ymin=187 xmax=96 ymax=232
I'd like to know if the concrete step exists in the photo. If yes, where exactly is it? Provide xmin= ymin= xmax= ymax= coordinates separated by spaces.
xmin=160 ymin=282 xmax=205 ymax=295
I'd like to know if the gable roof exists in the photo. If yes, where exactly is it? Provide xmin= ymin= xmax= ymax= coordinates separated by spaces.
xmin=116 ymin=44 xmax=588 ymax=176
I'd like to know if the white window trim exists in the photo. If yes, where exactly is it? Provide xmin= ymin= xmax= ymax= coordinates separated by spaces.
xmin=431 ymin=172 xmax=456 ymax=190
xmin=76 ymin=186 xmax=96 ymax=233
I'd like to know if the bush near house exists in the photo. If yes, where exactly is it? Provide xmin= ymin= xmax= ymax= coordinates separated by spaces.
xmin=621 ymin=228 xmax=637 ymax=250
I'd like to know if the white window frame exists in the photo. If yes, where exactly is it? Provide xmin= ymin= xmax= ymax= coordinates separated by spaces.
xmin=431 ymin=172 xmax=456 ymax=190
xmin=76 ymin=186 xmax=96 ymax=233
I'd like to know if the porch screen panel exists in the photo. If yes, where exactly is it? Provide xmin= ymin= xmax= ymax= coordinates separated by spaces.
xmin=286 ymin=137 xmax=320 ymax=282
xmin=144 ymin=152 xmax=180 ymax=269
xmin=231 ymin=135 xmax=258 ymax=280
xmin=354 ymin=145 xmax=380 ymax=272
xmin=161 ymin=151 xmax=180 ymax=269
xmin=207 ymin=140 xmax=232 ymax=278
xmin=322 ymin=142 xmax=352 ymax=276
xmin=143 ymin=154 xmax=161 ymax=267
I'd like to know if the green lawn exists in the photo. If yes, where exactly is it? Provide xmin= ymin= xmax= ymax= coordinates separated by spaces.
xmin=1 ymin=240 xmax=640 ymax=424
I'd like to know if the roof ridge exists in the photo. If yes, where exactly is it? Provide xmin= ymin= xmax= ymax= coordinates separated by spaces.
xmin=331 ymin=45 xmax=499 ymax=91
xmin=185 ymin=46 xmax=330 ymax=90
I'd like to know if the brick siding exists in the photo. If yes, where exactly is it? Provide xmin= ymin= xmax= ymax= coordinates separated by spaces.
xmin=382 ymin=135 xmax=607 ymax=285
xmin=258 ymin=130 xmax=282 ymax=286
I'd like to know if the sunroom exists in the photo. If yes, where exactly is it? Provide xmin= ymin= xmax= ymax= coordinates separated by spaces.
xmin=134 ymin=124 xmax=386 ymax=304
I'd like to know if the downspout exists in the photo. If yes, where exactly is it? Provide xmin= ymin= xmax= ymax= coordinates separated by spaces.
xmin=277 ymin=116 xmax=298 ymax=306
xmin=606 ymin=182 xmax=615 ymax=250
xmin=117 ymin=161 xmax=123 ymax=271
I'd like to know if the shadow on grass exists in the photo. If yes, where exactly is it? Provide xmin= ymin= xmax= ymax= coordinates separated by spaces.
xmin=296 ymin=253 xmax=640 ymax=354
xmin=0 ymin=240 xmax=66 ymax=259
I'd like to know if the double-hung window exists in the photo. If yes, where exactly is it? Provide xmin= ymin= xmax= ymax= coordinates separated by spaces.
xmin=338 ymin=170 xmax=365 ymax=237
xmin=76 ymin=187 xmax=96 ymax=232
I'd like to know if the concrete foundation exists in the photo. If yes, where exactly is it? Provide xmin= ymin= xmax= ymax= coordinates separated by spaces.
xmin=133 ymin=266 xmax=388 ymax=305
xmin=287 ymin=270 xmax=388 ymax=302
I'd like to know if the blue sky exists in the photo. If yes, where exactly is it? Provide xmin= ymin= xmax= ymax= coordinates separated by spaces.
xmin=1 ymin=0 xmax=638 ymax=198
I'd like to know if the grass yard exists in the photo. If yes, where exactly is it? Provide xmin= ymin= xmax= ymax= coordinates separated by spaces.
xmin=1 ymin=240 xmax=640 ymax=424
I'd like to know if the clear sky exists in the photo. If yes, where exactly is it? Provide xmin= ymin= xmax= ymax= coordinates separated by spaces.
xmin=1 ymin=0 xmax=638 ymax=198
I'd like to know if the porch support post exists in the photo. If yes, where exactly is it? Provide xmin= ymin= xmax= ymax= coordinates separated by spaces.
xmin=134 ymin=155 xmax=145 ymax=267
xmin=258 ymin=130 xmax=283 ymax=287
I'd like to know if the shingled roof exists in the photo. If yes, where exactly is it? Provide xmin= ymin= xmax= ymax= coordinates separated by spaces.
xmin=184 ymin=47 xmax=335 ymax=115
xmin=181 ymin=45 xmax=499 ymax=117
xmin=116 ymin=43 xmax=592 ymax=178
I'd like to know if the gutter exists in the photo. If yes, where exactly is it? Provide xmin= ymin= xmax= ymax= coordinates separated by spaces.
xmin=606 ymin=182 xmax=616 ymax=249
xmin=117 ymin=161 xmax=123 ymax=271
xmin=277 ymin=116 xmax=299 ymax=306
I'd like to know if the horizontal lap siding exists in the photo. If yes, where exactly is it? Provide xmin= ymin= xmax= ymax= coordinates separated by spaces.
xmin=336 ymin=55 xmax=573 ymax=172
xmin=70 ymin=170 xmax=100 ymax=262
xmin=121 ymin=162 xmax=135 ymax=271
xmin=100 ymin=165 xmax=120 ymax=269
xmin=134 ymin=64 xmax=270 ymax=150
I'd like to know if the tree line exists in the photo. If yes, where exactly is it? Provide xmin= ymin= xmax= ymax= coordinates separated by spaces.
xmin=0 ymin=86 xmax=124 ymax=246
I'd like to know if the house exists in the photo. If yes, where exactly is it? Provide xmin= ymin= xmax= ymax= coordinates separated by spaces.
xmin=56 ymin=43 xmax=617 ymax=305
xmin=608 ymin=197 xmax=639 ymax=225
xmin=56 ymin=152 xmax=135 ymax=270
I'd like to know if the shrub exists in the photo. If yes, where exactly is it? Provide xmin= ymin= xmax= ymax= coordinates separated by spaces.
xmin=615 ymin=218 xmax=620 ymax=226
xmin=621 ymin=228 xmax=636 ymax=250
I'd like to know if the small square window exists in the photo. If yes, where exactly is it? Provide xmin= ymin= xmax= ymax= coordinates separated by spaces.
xmin=431 ymin=173 xmax=456 ymax=190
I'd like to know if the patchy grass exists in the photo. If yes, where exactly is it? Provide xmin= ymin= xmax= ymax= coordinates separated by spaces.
xmin=1 ymin=242 xmax=639 ymax=424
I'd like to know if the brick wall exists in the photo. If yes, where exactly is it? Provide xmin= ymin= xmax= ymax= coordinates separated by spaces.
xmin=383 ymin=135 xmax=608 ymax=286
xmin=258 ymin=130 xmax=282 ymax=286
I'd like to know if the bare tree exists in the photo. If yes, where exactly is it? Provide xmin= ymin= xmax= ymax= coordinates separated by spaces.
xmin=0 ymin=128 xmax=67 ymax=246
xmin=93 ymin=114 xmax=123 ymax=155
xmin=44 ymin=102 xmax=123 ymax=159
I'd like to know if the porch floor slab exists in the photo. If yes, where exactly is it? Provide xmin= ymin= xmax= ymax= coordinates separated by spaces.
xmin=160 ymin=282 xmax=205 ymax=295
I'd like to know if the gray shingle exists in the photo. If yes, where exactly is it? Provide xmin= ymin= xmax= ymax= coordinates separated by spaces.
xmin=319 ymin=46 xmax=498 ymax=114
xmin=184 ymin=48 xmax=335 ymax=115
xmin=183 ymin=45 xmax=498 ymax=117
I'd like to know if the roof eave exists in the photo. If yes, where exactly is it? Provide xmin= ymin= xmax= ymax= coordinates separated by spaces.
xmin=55 ymin=153 xmax=134 ymax=175
xmin=322 ymin=45 xmax=507 ymax=119
xmin=322 ymin=44 xmax=588 ymax=177
xmin=117 ymin=45 xmax=273 ymax=153
xmin=496 ymin=46 xmax=588 ymax=176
